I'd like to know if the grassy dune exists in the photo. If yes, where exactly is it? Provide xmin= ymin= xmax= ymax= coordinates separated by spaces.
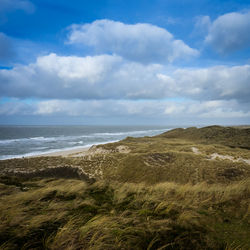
xmin=0 ymin=126 xmax=250 ymax=249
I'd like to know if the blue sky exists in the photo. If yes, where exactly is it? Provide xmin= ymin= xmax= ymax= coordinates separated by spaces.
xmin=0 ymin=0 xmax=250 ymax=125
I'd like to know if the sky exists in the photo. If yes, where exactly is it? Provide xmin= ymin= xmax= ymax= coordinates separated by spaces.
xmin=0 ymin=0 xmax=250 ymax=125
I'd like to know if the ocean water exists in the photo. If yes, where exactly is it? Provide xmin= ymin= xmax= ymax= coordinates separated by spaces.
xmin=0 ymin=125 xmax=173 ymax=160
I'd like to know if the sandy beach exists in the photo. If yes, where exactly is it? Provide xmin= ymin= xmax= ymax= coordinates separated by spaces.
xmin=30 ymin=146 xmax=91 ymax=158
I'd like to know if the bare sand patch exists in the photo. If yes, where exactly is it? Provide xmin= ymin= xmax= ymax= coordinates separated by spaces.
xmin=191 ymin=147 xmax=250 ymax=165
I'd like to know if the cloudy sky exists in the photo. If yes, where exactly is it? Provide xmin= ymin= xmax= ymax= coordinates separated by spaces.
xmin=0 ymin=0 xmax=250 ymax=125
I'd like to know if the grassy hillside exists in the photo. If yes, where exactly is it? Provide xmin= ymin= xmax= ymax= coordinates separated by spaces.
xmin=158 ymin=125 xmax=250 ymax=149
xmin=0 ymin=126 xmax=249 ymax=249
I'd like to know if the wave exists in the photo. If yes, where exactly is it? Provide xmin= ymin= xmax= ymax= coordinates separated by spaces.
xmin=0 ymin=128 xmax=171 ymax=160
xmin=0 ymin=136 xmax=56 ymax=144
xmin=0 ymin=140 xmax=118 ymax=160
xmin=69 ymin=141 xmax=84 ymax=145
xmin=30 ymin=137 xmax=48 ymax=140
xmin=0 ymin=128 xmax=170 ymax=145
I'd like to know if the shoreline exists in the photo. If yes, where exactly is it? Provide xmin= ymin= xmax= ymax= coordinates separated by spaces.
xmin=30 ymin=139 xmax=119 ymax=158
xmin=1 ymin=140 xmax=119 ymax=160
xmin=0 ymin=127 xmax=171 ymax=161
xmin=0 ymin=146 xmax=92 ymax=160
xmin=29 ymin=145 xmax=92 ymax=158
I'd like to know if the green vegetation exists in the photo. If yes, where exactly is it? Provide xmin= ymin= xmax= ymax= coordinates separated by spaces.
xmin=159 ymin=125 xmax=250 ymax=149
xmin=0 ymin=126 xmax=250 ymax=249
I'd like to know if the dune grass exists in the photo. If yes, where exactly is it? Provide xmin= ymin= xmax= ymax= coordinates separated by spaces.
xmin=0 ymin=177 xmax=249 ymax=249
xmin=0 ymin=126 xmax=250 ymax=249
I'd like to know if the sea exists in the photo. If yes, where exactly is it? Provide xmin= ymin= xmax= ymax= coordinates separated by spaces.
xmin=0 ymin=125 xmax=174 ymax=160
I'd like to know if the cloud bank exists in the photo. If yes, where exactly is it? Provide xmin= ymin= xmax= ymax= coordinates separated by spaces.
xmin=1 ymin=16 xmax=250 ymax=124
xmin=0 ymin=53 xmax=249 ymax=102
xmin=1 ymin=99 xmax=249 ymax=122
xmin=67 ymin=19 xmax=199 ymax=63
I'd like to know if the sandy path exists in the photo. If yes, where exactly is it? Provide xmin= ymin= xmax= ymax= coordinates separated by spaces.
xmin=191 ymin=147 xmax=250 ymax=165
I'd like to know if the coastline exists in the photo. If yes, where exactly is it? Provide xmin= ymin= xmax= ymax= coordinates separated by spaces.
xmin=0 ymin=126 xmax=170 ymax=160
xmin=30 ymin=146 xmax=91 ymax=157
xmin=29 ymin=139 xmax=120 ymax=158
xmin=0 ymin=140 xmax=120 ymax=160
xmin=1 ymin=140 xmax=120 ymax=160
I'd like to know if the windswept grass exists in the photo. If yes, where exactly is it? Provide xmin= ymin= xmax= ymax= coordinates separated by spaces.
xmin=0 ymin=177 xmax=249 ymax=249
xmin=0 ymin=126 xmax=250 ymax=249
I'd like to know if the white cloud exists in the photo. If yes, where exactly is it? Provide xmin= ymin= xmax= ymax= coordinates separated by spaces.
xmin=0 ymin=99 xmax=165 ymax=117
xmin=0 ymin=53 xmax=171 ymax=100
xmin=35 ymin=100 xmax=166 ymax=117
xmin=0 ymin=0 xmax=35 ymax=13
xmin=172 ymin=65 xmax=250 ymax=101
xmin=0 ymin=53 xmax=249 ymax=102
xmin=67 ymin=19 xmax=199 ymax=63
xmin=164 ymin=100 xmax=250 ymax=119
xmin=1 ymin=99 xmax=249 ymax=123
xmin=205 ymin=10 xmax=250 ymax=53
xmin=36 ymin=53 xmax=121 ymax=83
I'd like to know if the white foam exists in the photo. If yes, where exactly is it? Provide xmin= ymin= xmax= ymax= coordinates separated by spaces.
xmin=0 ymin=128 xmax=169 ymax=145
xmin=0 ymin=140 xmax=118 ymax=160
xmin=0 ymin=127 xmax=172 ymax=160
xmin=0 ymin=136 xmax=57 ymax=144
